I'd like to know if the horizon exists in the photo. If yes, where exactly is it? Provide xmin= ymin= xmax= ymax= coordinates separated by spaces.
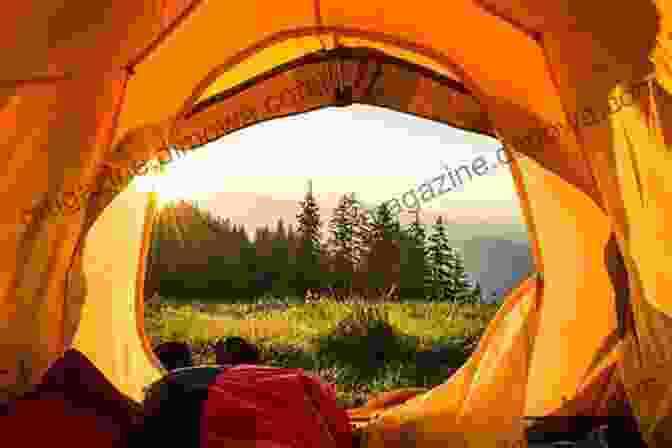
xmin=137 ymin=104 xmax=525 ymax=227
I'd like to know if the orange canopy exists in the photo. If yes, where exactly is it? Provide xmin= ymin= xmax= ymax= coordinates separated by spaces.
xmin=1 ymin=1 xmax=671 ymax=447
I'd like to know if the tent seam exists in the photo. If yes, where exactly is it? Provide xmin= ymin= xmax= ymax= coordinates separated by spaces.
xmin=470 ymin=0 xmax=542 ymax=42
xmin=173 ymin=27 xmax=488 ymax=121
xmin=187 ymin=47 xmax=471 ymax=118
xmin=537 ymin=37 xmax=605 ymax=212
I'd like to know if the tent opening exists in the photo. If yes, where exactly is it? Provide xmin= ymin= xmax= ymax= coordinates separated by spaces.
xmin=138 ymin=104 xmax=534 ymax=408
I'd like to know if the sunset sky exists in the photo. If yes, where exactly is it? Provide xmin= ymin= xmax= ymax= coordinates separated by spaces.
xmin=137 ymin=104 xmax=523 ymax=222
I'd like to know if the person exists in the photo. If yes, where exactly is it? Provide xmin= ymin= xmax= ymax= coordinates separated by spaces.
xmin=154 ymin=341 xmax=193 ymax=371
xmin=214 ymin=336 xmax=260 ymax=366
xmin=141 ymin=364 xmax=354 ymax=448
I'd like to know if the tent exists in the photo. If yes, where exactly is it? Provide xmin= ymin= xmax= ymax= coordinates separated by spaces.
xmin=2 ymin=1 xmax=671 ymax=446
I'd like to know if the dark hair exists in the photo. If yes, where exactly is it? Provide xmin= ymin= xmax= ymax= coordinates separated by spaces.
xmin=154 ymin=341 xmax=193 ymax=371
xmin=214 ymin=336 xmax=260 ymax=365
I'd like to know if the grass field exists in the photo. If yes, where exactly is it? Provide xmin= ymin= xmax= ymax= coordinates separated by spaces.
xmin=145 ymin=295 xmax=500 ymax=408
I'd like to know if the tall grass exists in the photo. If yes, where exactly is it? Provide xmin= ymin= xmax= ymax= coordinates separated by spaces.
xmin=145 ymin=295 xmax=499 ymax=408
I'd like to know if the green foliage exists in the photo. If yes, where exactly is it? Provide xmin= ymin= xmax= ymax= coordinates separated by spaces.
xmin=426 ymin=216 xmax=454 ymax=300
xmin=360 ymin=202 xmax=403 ymax=296
xmin=145 ymin=184 xmax=485 ymax=303
xmin=326 ymin=192 xmax=359 ymax=294
xmin=423 ymin=217 xmax=482 ymax=303
xmin=400 ymin=211 xmax=430 ymax=300
xmin=296 ymin=180 xmax=324 ymax=294
xmin=145 ymin=294 xmax=500 ymax=408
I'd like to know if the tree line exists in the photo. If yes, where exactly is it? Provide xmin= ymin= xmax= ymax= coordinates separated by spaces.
xmin=145 ymin=184 xmax=483 ymax=303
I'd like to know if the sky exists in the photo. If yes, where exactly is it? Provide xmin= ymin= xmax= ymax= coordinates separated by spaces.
xmin=137 ymin=104 xmax=523 ymax=221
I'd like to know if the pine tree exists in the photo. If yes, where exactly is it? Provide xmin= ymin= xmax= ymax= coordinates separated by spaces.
xmin=270 ymin=218 xmax=291 ymax=297
xmin=327 ymin=193 xmax=361 ymax=297
xmin=234 ymin=224 xmax=256 ymax=300
xmin=426 ymin=216 xmax=454 ymax=301
xmin=401 ymin=209 xmax=431 ymax=299
xmin=296 ymin=179 xmax=323 ymax=296
xmin=362 ymin=202 xmax=402 ymax=298
xmin=349 ymin=195 xmax=373 ymax=298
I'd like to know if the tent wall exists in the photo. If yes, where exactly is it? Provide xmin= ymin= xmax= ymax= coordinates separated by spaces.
xmin=70 ymin=180 xmax=163 ymax=402
xmin=598 ymin=81 xmax=672 ymax=444
xmin=0 ymin=72 xmax=128 ymax=401
xmin=514 ymin=153 xmax=616 ymax=417
xmin=539 ymin=23 xmax=672 ymax=443
xmin=2 ymin=1 xmax=671 ymax=447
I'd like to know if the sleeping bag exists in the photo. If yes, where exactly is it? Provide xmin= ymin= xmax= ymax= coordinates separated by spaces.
xmin=142 ymin=364 xmax=354 ymax=448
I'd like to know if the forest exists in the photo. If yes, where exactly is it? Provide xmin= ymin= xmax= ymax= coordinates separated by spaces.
xmin=145 ymin=184 xmax=484 ymax=303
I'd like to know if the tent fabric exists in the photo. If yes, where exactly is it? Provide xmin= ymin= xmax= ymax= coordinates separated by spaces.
xmin=68 ymin=181 xmax=165 ymax=402
xmin=2 ymin=1 xmax=672 ymax=447
xmin=347 ymin=387 xmax=429 ymax=428
xmin=350 ymin=275 xmax=542 ymax=448
xmin=201 ymin=365 xmax=353 ymax=448
xmin=170 ymin=47 xmax=493 ymax=150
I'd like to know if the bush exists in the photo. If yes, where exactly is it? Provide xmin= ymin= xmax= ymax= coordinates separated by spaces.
xmin=316 ymin=302 xmax=416 ymax=377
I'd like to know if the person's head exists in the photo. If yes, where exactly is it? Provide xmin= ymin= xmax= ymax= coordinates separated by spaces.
xmin=214 ymin=336 xmax=260 ymax=365
xmin=154 ymin=341 xmax=193 ymax=371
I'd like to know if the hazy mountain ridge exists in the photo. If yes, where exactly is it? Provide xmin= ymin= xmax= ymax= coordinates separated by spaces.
xmin=197 ymin=192 xmax=534 ymax=300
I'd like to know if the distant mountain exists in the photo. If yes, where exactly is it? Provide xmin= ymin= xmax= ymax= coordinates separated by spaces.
xmin=195 ymin=191 xmax=534 ymax=300
xmin=456 ymin=238 xmax=535 ymax=301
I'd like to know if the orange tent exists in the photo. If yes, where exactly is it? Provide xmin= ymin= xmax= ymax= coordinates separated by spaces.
xmin=2 ymin=1 xmax=671 ymax=447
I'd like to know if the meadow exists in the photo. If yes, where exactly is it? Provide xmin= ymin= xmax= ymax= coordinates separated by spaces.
xmin=144 ymin=294 xmax=500 ymax=408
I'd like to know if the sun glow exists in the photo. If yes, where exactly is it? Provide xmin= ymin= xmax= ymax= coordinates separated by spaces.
xmin=133 ymin=149 xmax=216 ymax=209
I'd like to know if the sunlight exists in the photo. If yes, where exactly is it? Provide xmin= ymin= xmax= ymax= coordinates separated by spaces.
xmin=134 ymin=148 xmax=220 ymax=208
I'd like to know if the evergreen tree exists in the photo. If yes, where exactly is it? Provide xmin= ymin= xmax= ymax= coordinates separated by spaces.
xmin=426 ymin=216 xmax=454 ymax=301
xmin=270 ymin=218 xmax=291 ymax=297
xmin=295 ymin=179 xmax=323 ymax=295
xmin=400 ymin=209 xmax=431 ymax=300
xmin=327 ymin=193 xmax=359 ymax=296
xmin=348 ymin=194 xmax=372 ymax=297
xmin=361 ymin=202 xmax=402 ymax=298
xmin=234 ymin=224 xmax=256 ymax=300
